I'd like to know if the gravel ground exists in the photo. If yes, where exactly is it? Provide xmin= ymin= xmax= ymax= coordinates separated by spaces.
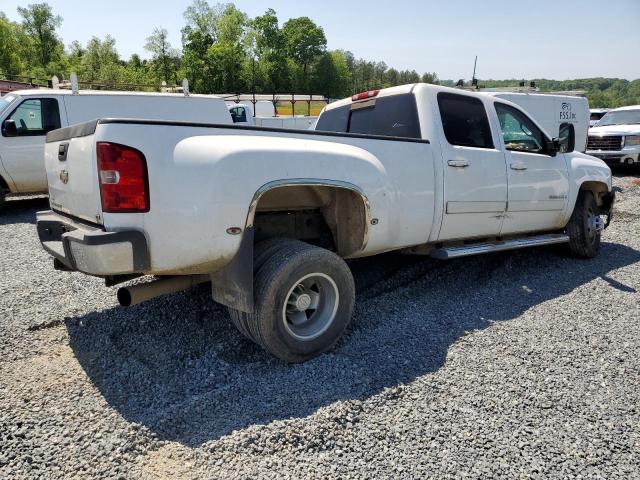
xmin=1 ymin=175 xmax=639 ymax=479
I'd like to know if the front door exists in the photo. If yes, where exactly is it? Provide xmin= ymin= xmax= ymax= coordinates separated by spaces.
xmin=1 ymin=97 xmax=62 ymax=193
xmin=493 ymin=102 xmax=570 ymax=235
xmin=436 ymin=92 xmax=508 ymax=241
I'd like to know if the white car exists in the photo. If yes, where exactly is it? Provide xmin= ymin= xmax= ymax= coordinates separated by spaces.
xmin=37 ymin=83 xmax=615 ymax=362
xmin=0 ymin=89 xmax=231 ymax=210
xmin=587 ymin=106 xmax=640 ymax=166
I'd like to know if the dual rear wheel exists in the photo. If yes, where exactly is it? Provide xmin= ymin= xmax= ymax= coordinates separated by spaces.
xmin=228 ymin=239 xmax=355 ymax=363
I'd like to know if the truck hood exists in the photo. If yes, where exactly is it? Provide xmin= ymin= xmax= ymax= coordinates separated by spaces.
xmin=589 ymin=124 xmax=640 ymax=136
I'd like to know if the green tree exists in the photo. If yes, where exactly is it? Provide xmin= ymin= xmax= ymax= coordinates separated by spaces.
xmin=0 ymin=13 xmax=26 ymax=75
xmin=144 ymin=27 xmax=180 ymax=84
xmin=17 ymin=3 xmax=62 ymax=69
xmin=249 ymin=8 xmax=289 ymax=92
xmin=282 ymin=17 xmax=326 ymax=92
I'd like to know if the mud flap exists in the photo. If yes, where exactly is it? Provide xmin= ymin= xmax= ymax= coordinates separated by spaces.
xmin=210 ymin=227 xmax=254 ymax=313
xmin=600 ymin=191 xmax=615 ymax=228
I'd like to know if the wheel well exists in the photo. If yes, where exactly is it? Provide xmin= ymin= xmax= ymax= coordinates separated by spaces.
xmin=249 ymin=184 xmax=369 ymax=257
xmin=579 ymin=181 xmax=609 ymax=207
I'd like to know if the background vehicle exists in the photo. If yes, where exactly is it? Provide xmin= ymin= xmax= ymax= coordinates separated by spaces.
xmin=481 ymin=92 xmax=590 ymax=152
xmin=37 ymin=83 xmax=614 ymax=362
xmin=0 ymin=89 xmax=231 ymax=210
xmin=590 ymin=108 xmax=610 ymax=127
xmin=227 ymin=102 xmax=317 ymax=129
xmin=586 ymin=106 xmax=640 ymax=166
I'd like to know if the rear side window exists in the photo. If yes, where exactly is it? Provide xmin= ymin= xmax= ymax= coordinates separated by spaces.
xmin=316 ymin=105 xmax=349 ymax=132
xmin=315 ymin=94 xmax=421 ymax=139
xmin=437 ymin=92 xmax=493 ymax=149
xmin=7 ymin=98 xmax=61 ymax=136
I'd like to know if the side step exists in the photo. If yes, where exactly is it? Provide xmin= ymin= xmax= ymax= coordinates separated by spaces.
xmin=430 ymin=234 xmax=569 ymax=260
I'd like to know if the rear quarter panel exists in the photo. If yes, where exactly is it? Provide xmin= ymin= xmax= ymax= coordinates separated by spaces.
xmin=96 ymin=123 xmax=437 ymax=274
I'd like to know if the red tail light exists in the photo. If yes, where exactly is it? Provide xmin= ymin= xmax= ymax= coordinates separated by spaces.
xmin=351 ymin=89 xmax=380 ymax=101
xmin=97 ymin=142 xmax=149 ymax=213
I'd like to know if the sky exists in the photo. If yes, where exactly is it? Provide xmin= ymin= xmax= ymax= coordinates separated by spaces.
xmin=2 ymin=0 xmax=639 ymax=80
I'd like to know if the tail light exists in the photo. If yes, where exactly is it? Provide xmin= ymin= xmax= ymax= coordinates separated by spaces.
xmin=97 ymin=142 xmax=149 ymax=213
xmin=351 ymin=89 xmax=380 ymax=101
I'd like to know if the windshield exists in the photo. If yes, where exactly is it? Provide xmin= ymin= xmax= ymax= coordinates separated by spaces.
xmin=597 ymin=109 xmax=640 ymax=126
xmin=0 ymin=95 xmax=17 ymax=116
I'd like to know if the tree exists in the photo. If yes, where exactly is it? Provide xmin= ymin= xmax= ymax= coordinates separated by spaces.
xmin=144 ymin=27 xmax=179 ymax=84
xmin=249 ymin=8 xmax=289 ymax=92
xmin=0 ymin=13 xmax=26 ymax=75
xmin=17 ymin=3 xmax=62 ymax=68
xmin=282 ymin=17 xmax=326 ymax=92
xmin=312 ymin=50 xmax=351 ymax=99
xmin=421 ymin=72 xmax=439 ymax=84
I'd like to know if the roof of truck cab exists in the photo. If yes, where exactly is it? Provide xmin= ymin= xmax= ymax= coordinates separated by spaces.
xmin=7 ymin=89 xmax=222 ymax=100
xmin=324 ymin=83 xmax=530 ymax=113
xmin=482 ymin=91 xmax=588 ymax=102
xmin=609 ymin=105 xmax=640 ymax=111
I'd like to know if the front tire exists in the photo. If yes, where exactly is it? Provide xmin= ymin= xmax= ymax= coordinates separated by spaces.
xmin=0 ymin=188 xmax=6 ymax=212
xmin=567 ymin=190 xmax=603 ymax=258
xmin=230 ymin=239 xmax=355 ymax=363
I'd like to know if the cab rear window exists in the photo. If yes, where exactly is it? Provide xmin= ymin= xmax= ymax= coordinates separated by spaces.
xmin=316 ymin=94 xmax=421 ymax=139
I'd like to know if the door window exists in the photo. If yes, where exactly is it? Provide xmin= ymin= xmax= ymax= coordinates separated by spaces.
xmin=437 ymin=92 xmax=494 ymax=148
xmin=495 ymin=103 xmax=546 ymax=154
xmin=8 ymin=98 xmax=61 ymax=136
xmin=230 ymin=106 xmax=247 ymax=123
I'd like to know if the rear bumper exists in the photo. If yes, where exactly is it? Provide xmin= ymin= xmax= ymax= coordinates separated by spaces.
xmin=36 ymin=210 xmax=149 ymax=276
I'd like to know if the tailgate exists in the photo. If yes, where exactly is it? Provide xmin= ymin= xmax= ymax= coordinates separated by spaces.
xmin=45 ymin=123 xmax=103 ymax=225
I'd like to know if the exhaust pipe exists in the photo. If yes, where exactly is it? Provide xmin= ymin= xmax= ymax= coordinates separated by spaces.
xmin=117 ymin=275 xmax=210 ymax=307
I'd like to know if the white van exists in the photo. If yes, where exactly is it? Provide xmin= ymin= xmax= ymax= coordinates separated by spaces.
xmin=0 ymin=89 xmax=232 ymax=209
xmin=481 ymin=92 xmax=590 ymax=152
xmin=227 ymin=103 xmax=317 ymax=130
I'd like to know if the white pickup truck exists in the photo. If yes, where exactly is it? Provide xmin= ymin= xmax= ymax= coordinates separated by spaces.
xmin=587 ymin=105 xmax=640 ymax=166
xmin=37 ymin=83 xmax=615 ymax=362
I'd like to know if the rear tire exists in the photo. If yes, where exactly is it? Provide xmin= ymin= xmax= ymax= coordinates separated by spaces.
xmin=228 ymin=238 xmax=299 ymax=340
xmin=230 ymin=239 xmax=355 ymax=363
xmin=567 ymin=190 xmax=602 ymax=258
xmin=0 ymin=189 xmax=5 ymax=212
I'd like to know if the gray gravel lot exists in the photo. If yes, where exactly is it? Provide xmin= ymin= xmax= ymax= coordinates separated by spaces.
xmin=1 ymin=175 xmax=639 ymax=479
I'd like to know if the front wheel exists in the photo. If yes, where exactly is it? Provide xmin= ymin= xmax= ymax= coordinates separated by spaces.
xmin=230 ymin=239 xmax=355 ymax=363
xmin=0 ymin=188 xmax=6 ymax=212
xmin=567 ymin=190 xmax=603 ymax=258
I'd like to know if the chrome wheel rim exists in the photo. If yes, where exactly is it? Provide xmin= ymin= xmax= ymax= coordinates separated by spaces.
xmin=282 ymin=273 xmax=339 ymax=341
xmin=586 ymin=207 xmax=604 ymax=243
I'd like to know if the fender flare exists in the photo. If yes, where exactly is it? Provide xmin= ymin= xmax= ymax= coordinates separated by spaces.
xmin=244 ymin=178 xmax=372 ymax=251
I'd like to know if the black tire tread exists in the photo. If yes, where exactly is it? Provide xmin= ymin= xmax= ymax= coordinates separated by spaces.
xmin=567 ymin=190 xmax=600 ymax=259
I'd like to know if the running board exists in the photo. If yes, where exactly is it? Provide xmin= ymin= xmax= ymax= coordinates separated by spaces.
xmin=430 ymin=234 xmax=569 ymax=260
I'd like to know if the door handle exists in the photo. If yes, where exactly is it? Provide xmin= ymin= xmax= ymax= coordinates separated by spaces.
xmin=510 ymin=162 xmax=528 ymax=171
xmin=448 ymin=159 xmax=469 ymax=168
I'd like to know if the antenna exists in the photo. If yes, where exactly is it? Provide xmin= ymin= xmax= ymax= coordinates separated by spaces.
xmin=471 ymin=56 xmax=478 ymax=88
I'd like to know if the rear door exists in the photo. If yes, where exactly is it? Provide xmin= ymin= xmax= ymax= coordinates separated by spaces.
xmin=0 ymin=96 xmax=64 ymax=192
xmin=436 ymin=92 xmax=507 ymax=241
xmin=493 ymin=102 xmax=569 ymax=234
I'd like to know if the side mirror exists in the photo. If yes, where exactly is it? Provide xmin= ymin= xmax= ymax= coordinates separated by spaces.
xmin=2 ymin=119 xmax=17 ymax=137
xmin=546 ymin=137 xmax=561 ymax=157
